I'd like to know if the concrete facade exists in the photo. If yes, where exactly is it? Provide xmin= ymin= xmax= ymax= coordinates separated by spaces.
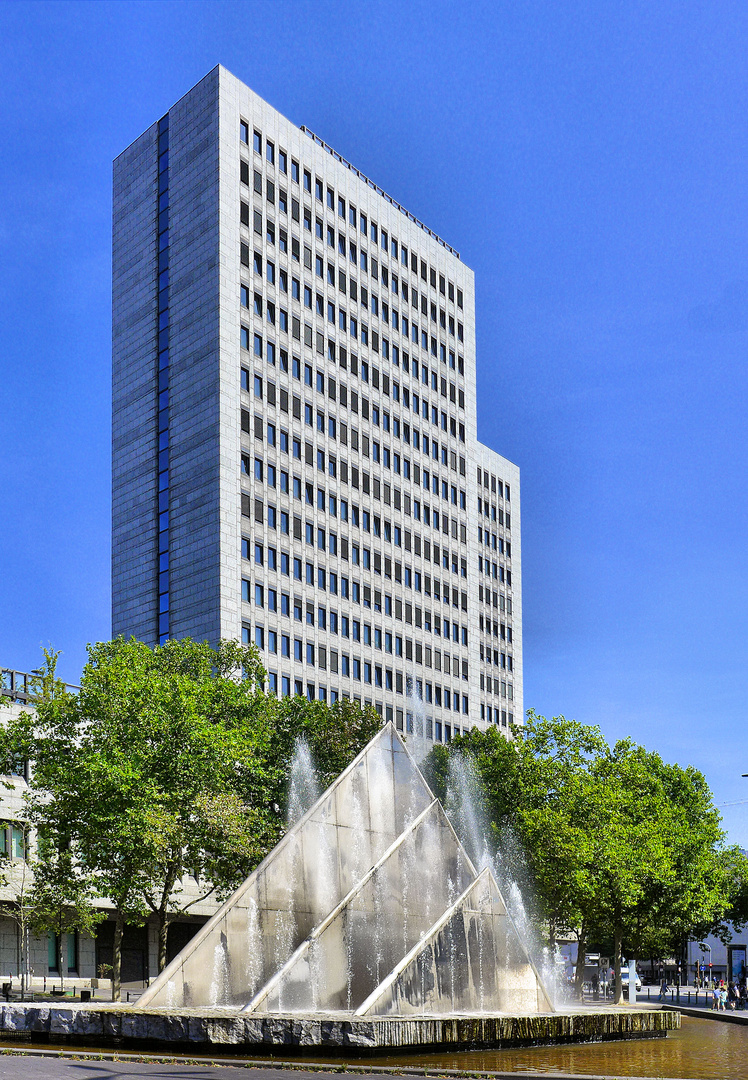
xmin=112 ymin=65 xmax=521 ymax=742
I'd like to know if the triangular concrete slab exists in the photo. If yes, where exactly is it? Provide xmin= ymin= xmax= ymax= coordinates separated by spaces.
xmin=245 ymin=799 xmax=475 ymax=1014
xmin=355 ymin=867 xmax=554 ymax=1016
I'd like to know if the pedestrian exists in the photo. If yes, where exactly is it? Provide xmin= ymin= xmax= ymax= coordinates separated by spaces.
xmin=728 ymin=983 xmax=738 ymax=1010
xmin=712 ymin=984 xmax=720 ymax=1010
xmin=720 ymin=986 xmax=728 ymax=1011
xmin=657 ymin=977 xmax=669 ymax=1003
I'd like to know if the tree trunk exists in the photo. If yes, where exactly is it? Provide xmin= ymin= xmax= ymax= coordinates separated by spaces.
xmin=57 ymin=934 xmax=64 ymax=993
xmin=17 ymin=920 xmax=26 ymax=1000
xmin=155 ymin=867 xmax=180 ymax=974
xmin=158 ymin=910 xmax=170 ymax=974
xmin=613 ymin=927 xmax=623 ymax=1005
xmin=112 ymin=910 xmax=124 ymax=1002
xmin=574 ymin=922 xmax=587 ymax=1000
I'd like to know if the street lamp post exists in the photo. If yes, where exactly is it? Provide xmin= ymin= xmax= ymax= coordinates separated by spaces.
xmin=702 ymin=943 xmax=712 ymax=989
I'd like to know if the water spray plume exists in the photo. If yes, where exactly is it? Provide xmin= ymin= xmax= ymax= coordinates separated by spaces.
xmin=445 ymin=751 xmax=562 ymax=1007
xmin=287 ymin=738 xmax=319 ymax=826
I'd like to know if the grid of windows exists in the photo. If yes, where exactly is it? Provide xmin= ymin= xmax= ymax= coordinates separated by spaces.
xmin=474 ymin=464 xmax=515 ymax=726
xmin=239 ymin=138 xmax=467 ymax=402
xmin=236 ymin=118 xmax=500 ymax=742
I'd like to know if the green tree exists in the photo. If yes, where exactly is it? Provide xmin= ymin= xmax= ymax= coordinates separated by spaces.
xmin=512 ymin=715 xmax=607 ymax=988
xmin=26 ymin=831 xmax=105 ymax=990
xmin=1 ymin=639 xmax=382 ymax=1000
xmin=1 ymin=638 xmax=277 ymax=997
xmin=588 ymin=739 xmax=738 ymax=1001
xmin=438 ymin=713 xmax=740 ymax=1005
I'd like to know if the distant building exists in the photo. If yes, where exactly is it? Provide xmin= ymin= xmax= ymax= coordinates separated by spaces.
xmin=112 ymin=65 xmax=521 ymax=742
xmin=687 ymin=930 xmax=747 ymax=985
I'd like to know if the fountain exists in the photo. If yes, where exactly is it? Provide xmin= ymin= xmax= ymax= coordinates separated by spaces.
xmin=444 ymin=750 xmax=561 ymax=1007
xmin=286 ymin=738 xmax=319 ymax=826
xmin=0 ymin=725 xmax=679 ymax=1053
xmin=128 ymin=725 xmax=678 ymax=1050
xmin=140 ymin=723 xmax=549 ymax=1017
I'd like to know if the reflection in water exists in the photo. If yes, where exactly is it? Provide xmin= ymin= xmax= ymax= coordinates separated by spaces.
xmin=373 ymin=1017 xmax=748 ymax=1079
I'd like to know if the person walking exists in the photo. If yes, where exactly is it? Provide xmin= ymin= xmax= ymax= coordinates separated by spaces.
xmin=657 ymin=977 xmax=669 ymax=1003
xmin=712 ymin=984 xmax=720 ymax=1010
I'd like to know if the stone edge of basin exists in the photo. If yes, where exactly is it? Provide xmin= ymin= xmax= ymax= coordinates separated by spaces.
xmin=0 ymin=1006 xmax=679 ymax=1051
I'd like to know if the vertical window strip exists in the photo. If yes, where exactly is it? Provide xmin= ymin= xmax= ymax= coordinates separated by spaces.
xmin=157 ymin=114 xmax=170 ymax=644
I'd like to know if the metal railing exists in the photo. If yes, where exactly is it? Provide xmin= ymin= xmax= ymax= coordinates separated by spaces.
xmin=645 ymin=985 xmax=746 ymax=1009
xmin=300 ymin=126 xmax=460 ymax=259
xmin=1 ymin=668 xmax=79 ymax=706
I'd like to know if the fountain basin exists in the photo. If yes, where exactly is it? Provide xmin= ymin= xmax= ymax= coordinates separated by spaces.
xmin=0 ymin=1004 xmax=679 ymax=1053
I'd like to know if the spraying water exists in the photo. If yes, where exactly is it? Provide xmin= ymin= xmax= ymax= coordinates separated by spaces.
xmin=287 ymin=739 xmax=319 ymax=826
xmin=405 ymin=675 xmax=430 ymax=764
xmin=445 ymin=751 xmax=560 ymax=1007
xmin=446 ymin=753 xmax=494 ymax=871
xmin=209 ymin=936 xmax=230 ymax=1006
xmin=244 ymin=897 xmax=263 ymax=997
xmin=272 ymin=739 xmax=320 ymax=1008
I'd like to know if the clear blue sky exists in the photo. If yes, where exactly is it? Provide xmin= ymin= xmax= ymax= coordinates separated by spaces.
xmin=2 ymin=1 xmax=747 ymax=839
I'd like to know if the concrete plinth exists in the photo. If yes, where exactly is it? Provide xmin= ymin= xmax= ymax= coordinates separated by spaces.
xmin=0 ymin=1005 xmax=679 ymax=1054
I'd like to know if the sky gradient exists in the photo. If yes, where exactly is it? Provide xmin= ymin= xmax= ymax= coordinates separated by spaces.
xmin=2 ymin=1 xmax=748 ymax=839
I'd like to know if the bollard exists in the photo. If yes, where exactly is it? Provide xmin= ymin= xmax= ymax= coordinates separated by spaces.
xmin=647 ymin=987 xmax=650 ymax=1001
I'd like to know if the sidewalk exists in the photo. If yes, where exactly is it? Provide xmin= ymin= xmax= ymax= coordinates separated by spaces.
xmin=635 ymin=987 xmax=748 ymax=1024
xmin=659 ymin=1001 xmax=748 ymax=1024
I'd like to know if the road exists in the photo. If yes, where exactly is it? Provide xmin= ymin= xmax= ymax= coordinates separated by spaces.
xmin=0 ymin=1052 xmax=560 ymax=1080
xmin=0 ymin=1059 xmax=372 ymax=1080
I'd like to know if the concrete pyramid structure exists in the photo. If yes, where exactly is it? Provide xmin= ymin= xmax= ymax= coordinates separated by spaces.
xmin=140 ymin=724 xmax=432 ymax=1009
xmin=140 ymin=724 xmax=552 ymax=1015
xmin=246 ymin=799 xmax=474 ymax=1013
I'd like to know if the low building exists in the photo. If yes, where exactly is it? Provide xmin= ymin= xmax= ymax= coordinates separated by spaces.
xmin=0 ymin=667 xmax=213 ymax=986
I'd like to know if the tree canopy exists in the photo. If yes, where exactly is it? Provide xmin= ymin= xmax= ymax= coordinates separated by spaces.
xmin=430 ymin=712 xmax=748 ymax=1003
xmin=0 ymin=637 xmax=380 ymax=998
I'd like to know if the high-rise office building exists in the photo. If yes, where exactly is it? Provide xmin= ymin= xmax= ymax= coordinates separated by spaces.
xmin=113 ymin=65 xmax=520 ymax=740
